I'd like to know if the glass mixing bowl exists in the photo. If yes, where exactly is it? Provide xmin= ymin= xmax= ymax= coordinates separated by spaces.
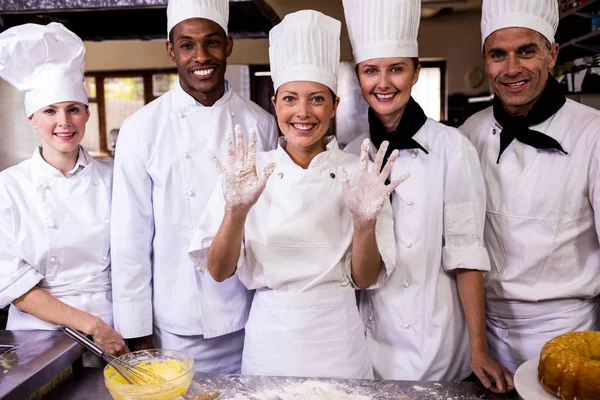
xmin=103 ymin=349 xmax=194 ymax=400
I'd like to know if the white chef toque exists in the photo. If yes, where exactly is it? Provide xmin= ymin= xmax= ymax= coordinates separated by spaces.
xmin=167 ymin=0 xmax=229 ymax=37
xmin=0 ymin=22 xmax=88 ymax=117
xmin=343 ymin=0 xmax=420 ymax=65
xmin=269 ymin=10 xmax=341 ymax=93
xmin=481 ymin=0 xmax=558 ymax=48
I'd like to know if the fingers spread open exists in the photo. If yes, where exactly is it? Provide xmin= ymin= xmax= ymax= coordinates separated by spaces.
xmin=208 ymin=150 xmax=225 ymax=174
xmin=379 ymin=149 xmax=399 ymax=184
xmin=386 ymin=172 xmax=410 ymax=194
xmin=246 ymin=128 xmax=258 ymax=170
xmin=226 ymin=132 xmax=235 ymax=165
xmin=234 ymin=124 xmax=246 ymax=163
xmin=373 ymin=140 xmax=389 ymax=173
xmin=359 ymin=138 xmax=370 ymax=172
xmin=259 ymin=162 xmax=276 ymax=185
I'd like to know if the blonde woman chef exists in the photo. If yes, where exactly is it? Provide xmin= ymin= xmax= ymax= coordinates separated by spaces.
xmin=342 ymin=0 xmax=512 ymax=392
xmin=0 ymin=23 xmax=126 ymax=356
xmin=189 ymin=10 xmax=405 ymax=379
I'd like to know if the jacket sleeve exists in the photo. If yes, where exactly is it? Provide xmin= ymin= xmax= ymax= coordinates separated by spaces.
xmin=0 ymin=193 xmax=43 ymax=307
xmin=110 ymin=118 xmax=155 ymax=339
xmin=441 ymin=138 xmax=491 ymax=272
xmin=591 ymin=136 xmax=600 ymax=244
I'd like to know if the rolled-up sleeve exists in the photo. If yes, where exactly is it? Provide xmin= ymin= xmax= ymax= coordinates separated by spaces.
xmin=590 ymin=138 xmax=600 ymax=244
xmin=110 ymin=119 xmax=155 ymax=339
xmin=0 ymin=196 xmax=43 ymax=307
xmin=442 ymin=140 xmax=491 ymax=272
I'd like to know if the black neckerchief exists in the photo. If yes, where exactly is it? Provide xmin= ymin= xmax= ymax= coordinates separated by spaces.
xmin=369 ymin=96 xmax=429 ymax=161
xmin=493 ymin=74 xmax=568 ymax=164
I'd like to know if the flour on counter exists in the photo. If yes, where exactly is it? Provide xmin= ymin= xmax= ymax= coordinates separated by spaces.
xmin=221 ymin=380 xmax=373 ymax=400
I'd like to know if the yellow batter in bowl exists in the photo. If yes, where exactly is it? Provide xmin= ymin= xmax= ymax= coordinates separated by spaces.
xmin=104 ymin=349 xmax=194 ymax=400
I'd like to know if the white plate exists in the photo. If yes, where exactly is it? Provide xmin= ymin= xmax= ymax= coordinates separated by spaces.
xmin=514 ymin=358 xmax=558 ymax=400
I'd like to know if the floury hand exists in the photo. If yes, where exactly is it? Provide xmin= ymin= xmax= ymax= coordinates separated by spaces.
xmin=340 ymin=138 xmax=409 ymax=230
xmin=209 ymin=124 xmax=275 ymax=220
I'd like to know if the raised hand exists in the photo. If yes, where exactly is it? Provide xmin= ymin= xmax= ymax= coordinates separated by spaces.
xmin=340 ymin=139 xmax=409 ymax=230
xmin=209 ymin=124 xmax=275 ymax=219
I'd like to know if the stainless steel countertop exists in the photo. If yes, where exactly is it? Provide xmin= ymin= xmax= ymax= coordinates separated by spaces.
xmin=0 ymin=329 xmax=85 ymax=399
xmin=46 ymin=367 xmax=522 ymax=400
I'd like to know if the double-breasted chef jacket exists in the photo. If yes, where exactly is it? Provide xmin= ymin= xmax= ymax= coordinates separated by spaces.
xmin=110 ymin=81 xmax=278 ymax=341
xmin=460 ymin=99 xmax=600 ymax=372
xmin=345 ymin=119 xmax=491 ymax=381
xmin=0 ymin=147 xmax=114 ymax=330
xmin=189 ymin=136 xmax=396 ymax=379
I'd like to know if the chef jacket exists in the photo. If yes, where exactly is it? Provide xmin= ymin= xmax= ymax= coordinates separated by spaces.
xmin=111 ymin=81 xmax=279 ymax=339
xmin=0 ymin=147 xmax=113 ymax=330
xmin=189 ymin=136 xmax=396 ymax=292
xmin=345 ymin=119 xmax=491 ymax=381
xmin=460 ymin=99 xmax=600 ymax=368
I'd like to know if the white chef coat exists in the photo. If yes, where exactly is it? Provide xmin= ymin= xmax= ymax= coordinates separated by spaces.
xmin=345 ymin=119 xmax=491 ymax=381
xmin=460 ymin=99 xmax=600 ymax=372
xmin=110 ymin=81 xmax=278 ymax=341
xmin=0 ymin=147 xmax=113 ymax=330
xmin=189 ymin=136 xmax=396 ymax=379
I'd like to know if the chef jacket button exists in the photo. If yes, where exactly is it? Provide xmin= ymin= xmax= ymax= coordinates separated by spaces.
xmin=402 ymin=323 xmax=410 ymax=329
xmin=49 ymin=224 xmax=58 ymax=229
xmin=330 ymin=173 xmax=335 ymax=178
xmin=406 ymin=242 xmax=413 ymax=248
xmin=44 ymin=184 xmax=51 ymax=190
xmin=50 ymin=257 xmax=58 ymax=264
xmin=92 ymin=181 xmax=98 ymax=186
xmin=102 ymin=256 xmax=109 ymax=262
xmin=403 ymin=282 xmax=410 ymax=288
xmin=104 ymin=219 xmax=110 ymax=225
xmin=178 ymin=113 xmax=185 ymax=119
xmin=406 ymin=200 xmax=414 ymax=206
xmin=368 ymin=314 xmax=374 ymax=321
xmin=183 ymin=153 xmax=190 ymax=159
xmin=189 ymin=191 xmax=196 ymax=197
xmin=492 ymin=128 xmax=497 ymax=135
xmin=277 ymin=173 xmax=284 ymax=179
xmin=230 ymin=112 xmax=235 ymax=117
xmin=411 ymin=151 xmax=418 ymax=159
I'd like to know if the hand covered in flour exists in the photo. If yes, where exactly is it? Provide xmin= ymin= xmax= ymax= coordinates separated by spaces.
xmin=209 ymin=124 xmax=275 ymax=219
xmin=340 ymin=138 xmax=409 ymax=230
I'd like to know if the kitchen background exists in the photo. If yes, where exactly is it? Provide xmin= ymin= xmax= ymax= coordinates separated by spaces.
xmin=0 ymin=0 xmax=597 ymax=174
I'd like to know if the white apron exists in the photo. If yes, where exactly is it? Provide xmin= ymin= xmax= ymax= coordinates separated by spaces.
xmin=6 ymin=153 xmax=113 ymax=330
xmin=486 ymin=297 xmax=600 ymax=372
xmin=242 ymin=288 xmax=373 ymax=379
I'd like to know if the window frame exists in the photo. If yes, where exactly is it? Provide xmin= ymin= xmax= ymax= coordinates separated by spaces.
xmin=84 ymin=68 xmax=178 ymax=156
xmin=415 ymin=60 xmax=447 ymax=122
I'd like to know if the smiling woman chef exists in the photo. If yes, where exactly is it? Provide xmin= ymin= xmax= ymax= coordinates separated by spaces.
xmin=188 ymin=9 xmax=407 ymax=379
xmin=342 ymin=0 xmax=512 ymax=392
xmin=0 ymin=23 xmax=127 ymax=356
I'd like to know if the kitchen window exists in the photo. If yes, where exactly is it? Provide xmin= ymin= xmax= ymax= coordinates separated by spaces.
xmin=83 ymin=69 xmax=178 ymax=157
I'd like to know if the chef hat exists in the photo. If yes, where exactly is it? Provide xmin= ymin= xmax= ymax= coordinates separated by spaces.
xmin=0 ymin=22 xmax=88 ymax=117
xmin=269 ymin=10 xmax=341 ymax=93
xmin=481 ymin=0 xmax=558 ymax=48
xmin=343 ymin=0 xmax=420 ymax=65
xmin=167 ymin=0 xmax=229 ymax=37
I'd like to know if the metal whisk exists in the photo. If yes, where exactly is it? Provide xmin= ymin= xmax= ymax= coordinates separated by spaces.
xmin=60 ymin=325 xmax=166 ymax=385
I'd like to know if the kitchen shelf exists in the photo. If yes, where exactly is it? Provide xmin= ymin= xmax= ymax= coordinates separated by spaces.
xmin=560 ymin=0 xmax=600 ymax=20
xmin=557 ymin=0 xmax=600 ymax=63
